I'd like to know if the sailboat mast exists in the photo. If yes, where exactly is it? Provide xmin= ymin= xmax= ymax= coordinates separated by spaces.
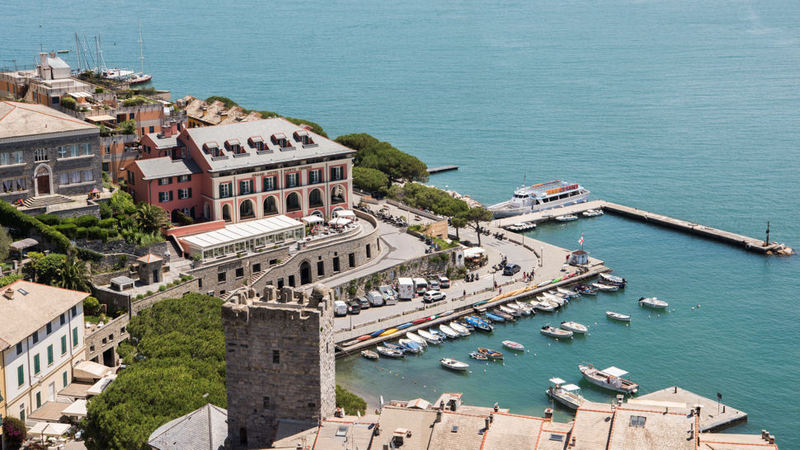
xmin=138 ymin=22 xmax=144 ymax=74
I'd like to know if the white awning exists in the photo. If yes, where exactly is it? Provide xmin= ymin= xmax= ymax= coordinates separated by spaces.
xmin=88 ymin=374 xmax=116 ymax=396
xmin=562 ymin=384 xmax=581 ymax=392
xmin=329 ymin=217 xmax=352 ymax=226
xmin=62 ymin=399 xmax=87 ymax=417
xmin=463 ymin=247 xmax=485 ymax=258
xmin=181 ymin=215 xmax=303 ymax=249
xmin=28 ymin=422 xmax=71 ymax=437
xmin=73 ymin=360 xmax=113 ymax=381
xmin=302 ymin=215 xmax=324 ymax=224
xmin=601 ymin=366 xmax=629 ymax=377
xmin=333 ymin=209 xmax=355 ymax=218
xmin=549 ymin=377 xmax=566 ymax=385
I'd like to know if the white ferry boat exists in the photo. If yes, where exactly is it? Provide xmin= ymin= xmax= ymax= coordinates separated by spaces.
xmin=488 ymin=180 xmax=590 ymax=219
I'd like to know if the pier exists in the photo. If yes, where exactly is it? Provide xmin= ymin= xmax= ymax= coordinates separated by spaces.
xmin=634 ymin=386 xmax=747 ymax=432
xmin=492 ymin=200 xmax=792 ymax=256
xmin=427 ymin=165 xmax=459 ymax=174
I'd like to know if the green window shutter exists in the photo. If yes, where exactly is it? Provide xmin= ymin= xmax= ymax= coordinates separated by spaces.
xmin=17 ymin=365 xmax=24 ymax=386
xmin=47 ymin=345 xmax=53 ymax=365
xmin=34 ymin=354 xmax=40 ymax=374
xmin=61 ymin=336 xmax=67 ymax=355
xmin=36 ymin=391 xmax=41 ymax=408
xmin=72 ymin=327 xmax=78 ymax=347
xmin=62 ymin=371 xmax=68 ymax=387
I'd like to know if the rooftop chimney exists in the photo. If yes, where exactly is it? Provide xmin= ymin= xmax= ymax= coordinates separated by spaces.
xmin=3 ymin=287 xmax=14 ymax=300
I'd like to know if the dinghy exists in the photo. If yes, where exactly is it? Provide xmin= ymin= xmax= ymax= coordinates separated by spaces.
xmin=593 ymin=282 xmax=619 ymax=292
xmin=477 ymin=348 xmax=504 ymax=360
xmin=418 ymin=329 xmax=442 ymax=344
xmin=502 ymin=340 xmax=525 ymax=351
xmin=440 ymin=358 xmax=470 ymax=371
xmin=599 ymin=273 xmax=626 ymax=287
xmin=493 ymin=309 xmax=515 ymax=321
xmin=465 ymin=316 xmax=493 ymax=332
xmin=361 ymin=350 xmax=379 ymax=360
xmin=376 ymin=346 xmax=404 ymax=358
xmin=531 ymin=299 xmax=558 ymax=312
xmin=499 ymin=305 xmax=521 ymax=317
xmin=557 ymin=287 xmax=579 ymax=298
xmin=638 ymin=297 xmax=669 ymax=309
xmin=541 ymin=325 xmax=574 ymax=339
xmin=398 ymin=339 xmax=423 ymax=354
xmin=578 ymin=364 xmax=638 ymax=394
xmin=485 ymin=312 xmax=506 ymax=323
xmin=469 ymin=351 xmax=488 ymax=361
xmin=457 ymin=320 xmax=475 ymax=331
xmin=606 ymin=311 xmax=631 ymax=322
xmin=449 ymin=321 xmax=471 ymax=336
xmin=555 ymin=214 xmax=578 ymax=222
xmin=582 ymin=209 xmax=604 ymax=217
xmin=574 ymin=284 xmax=598 ymax=295
xmin=560 ymin=321 xmax=588 ymax=334
xmin=405 ymin=332 xmax=427 ymax=347
xmin=439 ymin=324 xmax=460 ymax=339
xmin=546 ymin=377 xmax=585 ymax=409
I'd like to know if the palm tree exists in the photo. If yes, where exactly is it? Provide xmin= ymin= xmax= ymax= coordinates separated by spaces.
xmin=135 ymin=203 xmax=170 ymax=234
xmin=57 ymin=253 xmax=90 ymax=292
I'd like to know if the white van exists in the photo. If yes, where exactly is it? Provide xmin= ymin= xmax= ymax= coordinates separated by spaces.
xmin=397 ymin=278 xmax=415 ymax=301
xmin=333 ymin=300 xmax=348 ymax=317
xmin=413 ymin=278 xmax=428 ymax=295
xmin=366 ymin=290 xmax=385 ymax=307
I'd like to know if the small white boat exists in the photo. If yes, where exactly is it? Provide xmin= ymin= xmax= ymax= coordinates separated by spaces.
xmin=606 ymin=311 xmax=631 ymax=322
xmin=638 ymin=297 xmax=669 ymax=309
xmin=449 ymin=321 xmax=471 ymax=336
xmin=514 ymin=301 xmax=533 ymax=315
xmin=505 ymin=221 xmax=537 ymax=232
xmin=499 ymin=305 xmax=521 ymax=317
xmin=376 ymin=346 xmax=404 ymax=358
xmin=439 ymin=324 xmax=460 ymax=339
xmin=582 ymin=209 xmax=604 ymax=217
xmin=405 ymin=332 xmax=428 ymax=347
xmin=578 ymin=364 xmax=638 ymax=394
xmin=599 ymin=273 xmax=626 ymax=287
xmin=502 ymin=340 xmax=525 ymax=351
xmin=361 ymin=350 xmax=379 ymax=360
xmin=557 ymin=287 xmax=579 ymax=298
xmin=398 ymin=339 xmax=423 ymax=354
xmin=440 ymin=358 xmax=470 ymax=371
xmin=531 ymin=299 xmax=558 ymax=312
xmin=543 ymin=293 xmax=567 ymax=306
xmin=546 ymin=377 xmax=585 ymax=410
xmin=541 ymin=325 xmax=573 ymax=339
xmin=560 ymin=321 xmax=588 ymax=334
xmin=418 ymin=329 xmax=442 ymax=344
xmin=593 ymin=282 xmax=619 ymax=292
xmin=555 ymin=214 xmax=579 ymax=222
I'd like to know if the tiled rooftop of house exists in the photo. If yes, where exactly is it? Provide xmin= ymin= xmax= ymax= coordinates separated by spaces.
xmin=0 ymin=100 xmax=97 ymax=139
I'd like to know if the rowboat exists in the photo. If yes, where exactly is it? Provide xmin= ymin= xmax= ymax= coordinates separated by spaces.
xmin=356 ymin=335 xmax=372 ymax=341
xmin=440 ymin=358 xmax=470 ymax=371
xmin=599 ymin=273 xmax=626 ymax=287
xmin=582 ymin=209 xmax=604 ymax=217
xmin=540 ymin=325 xmax=573 ymax=339
xmin=405 ymin=332 xmax=427 ymax=347
xmin=502 ymin=340 xmax=525 ymax=351
xmin=574 ymin=284 xmax=597 ymax=295
xmin=361 ymin=350 xmax=379 ymax=360
xmin=418 ymin=329 xmax=442 ymax=344
xmin=606 ymin=311 xmax=631 ymax=322
xmin=397 ymin=322 xmax=414 ymax=330
xmin=398 ymin=339 xmax=423 ymax=354
xmin=557 ymin=287 xmax=579 ymax=298
xmin=376 ymin=346 xmax=404 ymax=358
xmin=560 ymin=321 xmax=588 ymax=334
xmin=531 ymin=299 xmax=557 ymax=312
xmin=477 ymin=348 xmax=504 ymax=360
xmin=439 ymin=324 xmax=460 ymax=339
xmin=546 ymin=377 xmax=585 ymax=409
xmin=593 ymin=282 xmax=619 ymax=292
xmin=493 ymin=309 xmax=515 ymax=321
xmin=578 ymin=364 xmax=638 ymax=394
xmin=469 ymin=351 xmax=488 ymax=361
xmin=412 ymin=316 xmax=434 ymax=324
xmin=555 ymin=214 xmax=578 ymax=222
xmin=449 ymin=321 xmax=471 ymax=336
xmin=485 ymin=312 xmax=505 ymax=323
xmin=369 ymin=329 xmax=386 ymax=338
xmin=638 ymin=297 xmax=669 ymax=309
xmin=379 ymin=328 xmax=399 ymax=337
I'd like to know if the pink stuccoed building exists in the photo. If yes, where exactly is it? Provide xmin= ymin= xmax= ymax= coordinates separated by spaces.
xmin=128 ymin=118 xmax=354 ymax=223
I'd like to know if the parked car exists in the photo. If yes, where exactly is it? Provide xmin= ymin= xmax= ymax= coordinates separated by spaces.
xmin=428 ymin=279 xmax=440 ymax=291
xmin=334 ymin=300 xmax=348 ymax=317
xmin=347 ymin=300 xmax=361 ymax=315
xmin=379 ymin=285 xmax=398 ymax=305
xmin=356 ymin=296 xmax=370 ymax=310
xmin=366 ymin=290 xmax=385 ymax=307
xmin=437 ymin=275 xmax=450 ymax=289
xmin=503 ymin=263 xmax=521 ymax=276
xmin=422 ymin=290 xmax=446 ymax=303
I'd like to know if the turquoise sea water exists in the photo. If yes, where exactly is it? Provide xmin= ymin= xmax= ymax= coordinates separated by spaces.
xmin=4 ymin=0 xmax=798 ymax=445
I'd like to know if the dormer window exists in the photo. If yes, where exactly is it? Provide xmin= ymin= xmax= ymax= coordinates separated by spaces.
xmin=225 ymin=139 xmax=245 ymax=155
xmin=203 ymin=142 xmax=222 ymax=157
xmin=271 ymin=133 xmax=291 ymax=148
xmin=293 ymin=130 xmax=314 ymax=145
xmin=248 ymin=136 xmax=265 ymax=151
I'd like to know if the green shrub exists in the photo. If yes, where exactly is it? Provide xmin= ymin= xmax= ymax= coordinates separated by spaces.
xmin=95 ymin=87 xmax=104 ymax=93
xmin=61 ymin=96 xmax=77 ymax=110
xmin=37 ymin=213 xmax=61 ymax=225
xmin=145 ymin=290 xmax=153 ymax=296
xmin=98 ymin=218 xmax=117 ymax=228
xmin=107 ymin=228 xmax=119 ymax=238
xmin=75 ymin=215 xmax=99 ymax=228
xmin=158 ymin=285 xmax=166 ymax=292
xmin=76 ymin=247 xmax=103 ymax=262
xmin=336 ymin=385 xmax=367 ymax=415
xmin=3 ymin=416 xmax=27 ymax=448
xmin=84 ymin=296 xmax=102 ymax=316
xmin=55 ymin=223 xmax=77 ymax=238
xmin=99 ymin=201 xmax=113 ymax=219
xmin=0 ymin=273 xmax=23 ymax=288
xmin=136 ymin=294 xmax=144 ymax=300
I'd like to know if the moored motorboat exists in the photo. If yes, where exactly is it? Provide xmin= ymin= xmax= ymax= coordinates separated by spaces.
xmin=439 ymin=324 xmax=460 ymax=339
xmin=555 ymin=214 xmax=578 ymax=222
xmin=599 ymin=273 xmax=626 ymax=288
xmin=560 ymin=321 xmax=588 ymax=334
xmin=593 ymin=282 xmax=619 ymax=292
xmin=582 ymin=209 xmax=604 ymax=217
xmin=540 ymin=325 xmax=574 ymax=339
xmin=469 ymin=351 xmax=488 ymax=361
xmin=477 ymin=347 xmax=504 ymax=360
xmin=499 ymin=305 xmax=521 ymax=317
xmin=502 ymin=340 xmax=525 ymax=351
xmin=376 ymin=346 xmax=404 ymax=358
xmin=405 ymin=332 xmax=428 ymax=347
xmin=485 ymin=312 xmax=506 ymax=323
xmin=578 ymin=364 xmax=638 ymax=394
xmin=361 ymin=350 xmax=379 ymax=360
xmin=465 ymin=316 xmax=493 ymax=332
xmin=489 ymin=180 xmax=590 ymax=219
xmin=638 ymin=297 xmax=669 ymax=309
xmin=449 ymin=321 xmax=471 ymax=336
xmin=574 ymin=284 xmax=597 ymax=295
xmin=546 ymin=377 xmax=585 ymax=409
xmin=429 ymin=328 xmax=448 ymax=341
xmin=493 ymin=309 xmax=515 ymax=321
xmin=557 ymin=287 xmax=579 ymax=298
xmin=457 ymin=320 xmax=475 ymax=331
xmin=418 ymin=329 xmax=442 ymax=344
xmin=531 ymin=299 xmax=558 ymax=312
xmin=514 ymin=301 xmax=533 ymax=315
xmin=606 ymin=311 xmax=631 ymax=322
xmin=398 ymin=339 xmax=423 ymax=354
xmin=440 ymin=358 xmax=470 ymax=371
xmin=543 ymin=292 xmax=567 ymax=306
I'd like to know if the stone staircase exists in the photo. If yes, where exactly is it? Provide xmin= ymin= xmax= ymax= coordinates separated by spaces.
xmin=22 ymin=194 xmax=73 ymax=209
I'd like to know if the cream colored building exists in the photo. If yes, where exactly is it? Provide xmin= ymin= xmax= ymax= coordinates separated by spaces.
xmin=0 ymin=281 xmax=87 ymax=422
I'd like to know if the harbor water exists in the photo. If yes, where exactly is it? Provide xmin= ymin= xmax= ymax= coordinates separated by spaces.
xmin=4 ymin=0 xmax=799 ymax=445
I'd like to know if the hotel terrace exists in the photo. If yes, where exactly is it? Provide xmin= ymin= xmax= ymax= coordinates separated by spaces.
xmin=130 ymin=118 xmax=355 ymax=224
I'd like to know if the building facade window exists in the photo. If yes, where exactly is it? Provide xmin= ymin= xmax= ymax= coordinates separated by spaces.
xmin=330 ymin=166 xmax=344 ymax=181
xmin=82 ymin=170 xmax=94 ymax=182
xmin=72 ymin=327 xmax=78 ymax=347
xmin=218 ymin=272 xmax=226 ymax=282
xmin=159 ymin=191 xmax=173 ymax=203
xmin=309 ymin=189 xmax=323 ymax=208
xmin=71 ymin=171 xmax=80 ymax=184
xmin=34 ymin=148 xmax=48 ymax=162
xmin=46 ymin=323 xmax=52 ymax=334
xmin=33 ymin=354 xmax=40 ymax=375
xmin=17 ymin=365 xmax=24 ymax=386
xmin=61 ymin=335 xmax=67 ymax=355
xmin=178 ymin=188 xmax=192 ymax=200
xmin=47 ymin=345 xmax=53 ymax=365
xmin=239 ymin=200 xmax=255 ymax=219
xmin=32 ymin=331 xmax=38 ymax=344
xmin=264 ymin=197 xmax=278 ymax=215
xmin=62 ymin=371 xmax=68 ymax=387
xmin=239 ymin=180 xmax=253 ymax=195
xmin=263 ymin=176 xmax=276 ymax=191
xmin=331 ymin=185 xmax=345 ymax=204
xmin=60 ymin=313 xmax=65 ymax=325
xmin=219 ymin=183 xmax=232 ymax=199
xmin=0 ymin=151 xmax=24 ymax=165
xmin=309 ymin=169 xmax=322 ymax=185
xmin=178 ymin=174 xmax=191 ymax=182
xmin=16 ymin=342 xmax=22 ymax=354
xmin=285 ymin=173 xmax=298 ymax=188
xmin=158 ymin=177 xmax=172 ymax=185
xmin=286 ymin=192 xmax=301 ymax=211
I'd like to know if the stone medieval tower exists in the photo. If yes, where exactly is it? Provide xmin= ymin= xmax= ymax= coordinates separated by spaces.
xmin=222 ymin=284 xmax=336 ymax=449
